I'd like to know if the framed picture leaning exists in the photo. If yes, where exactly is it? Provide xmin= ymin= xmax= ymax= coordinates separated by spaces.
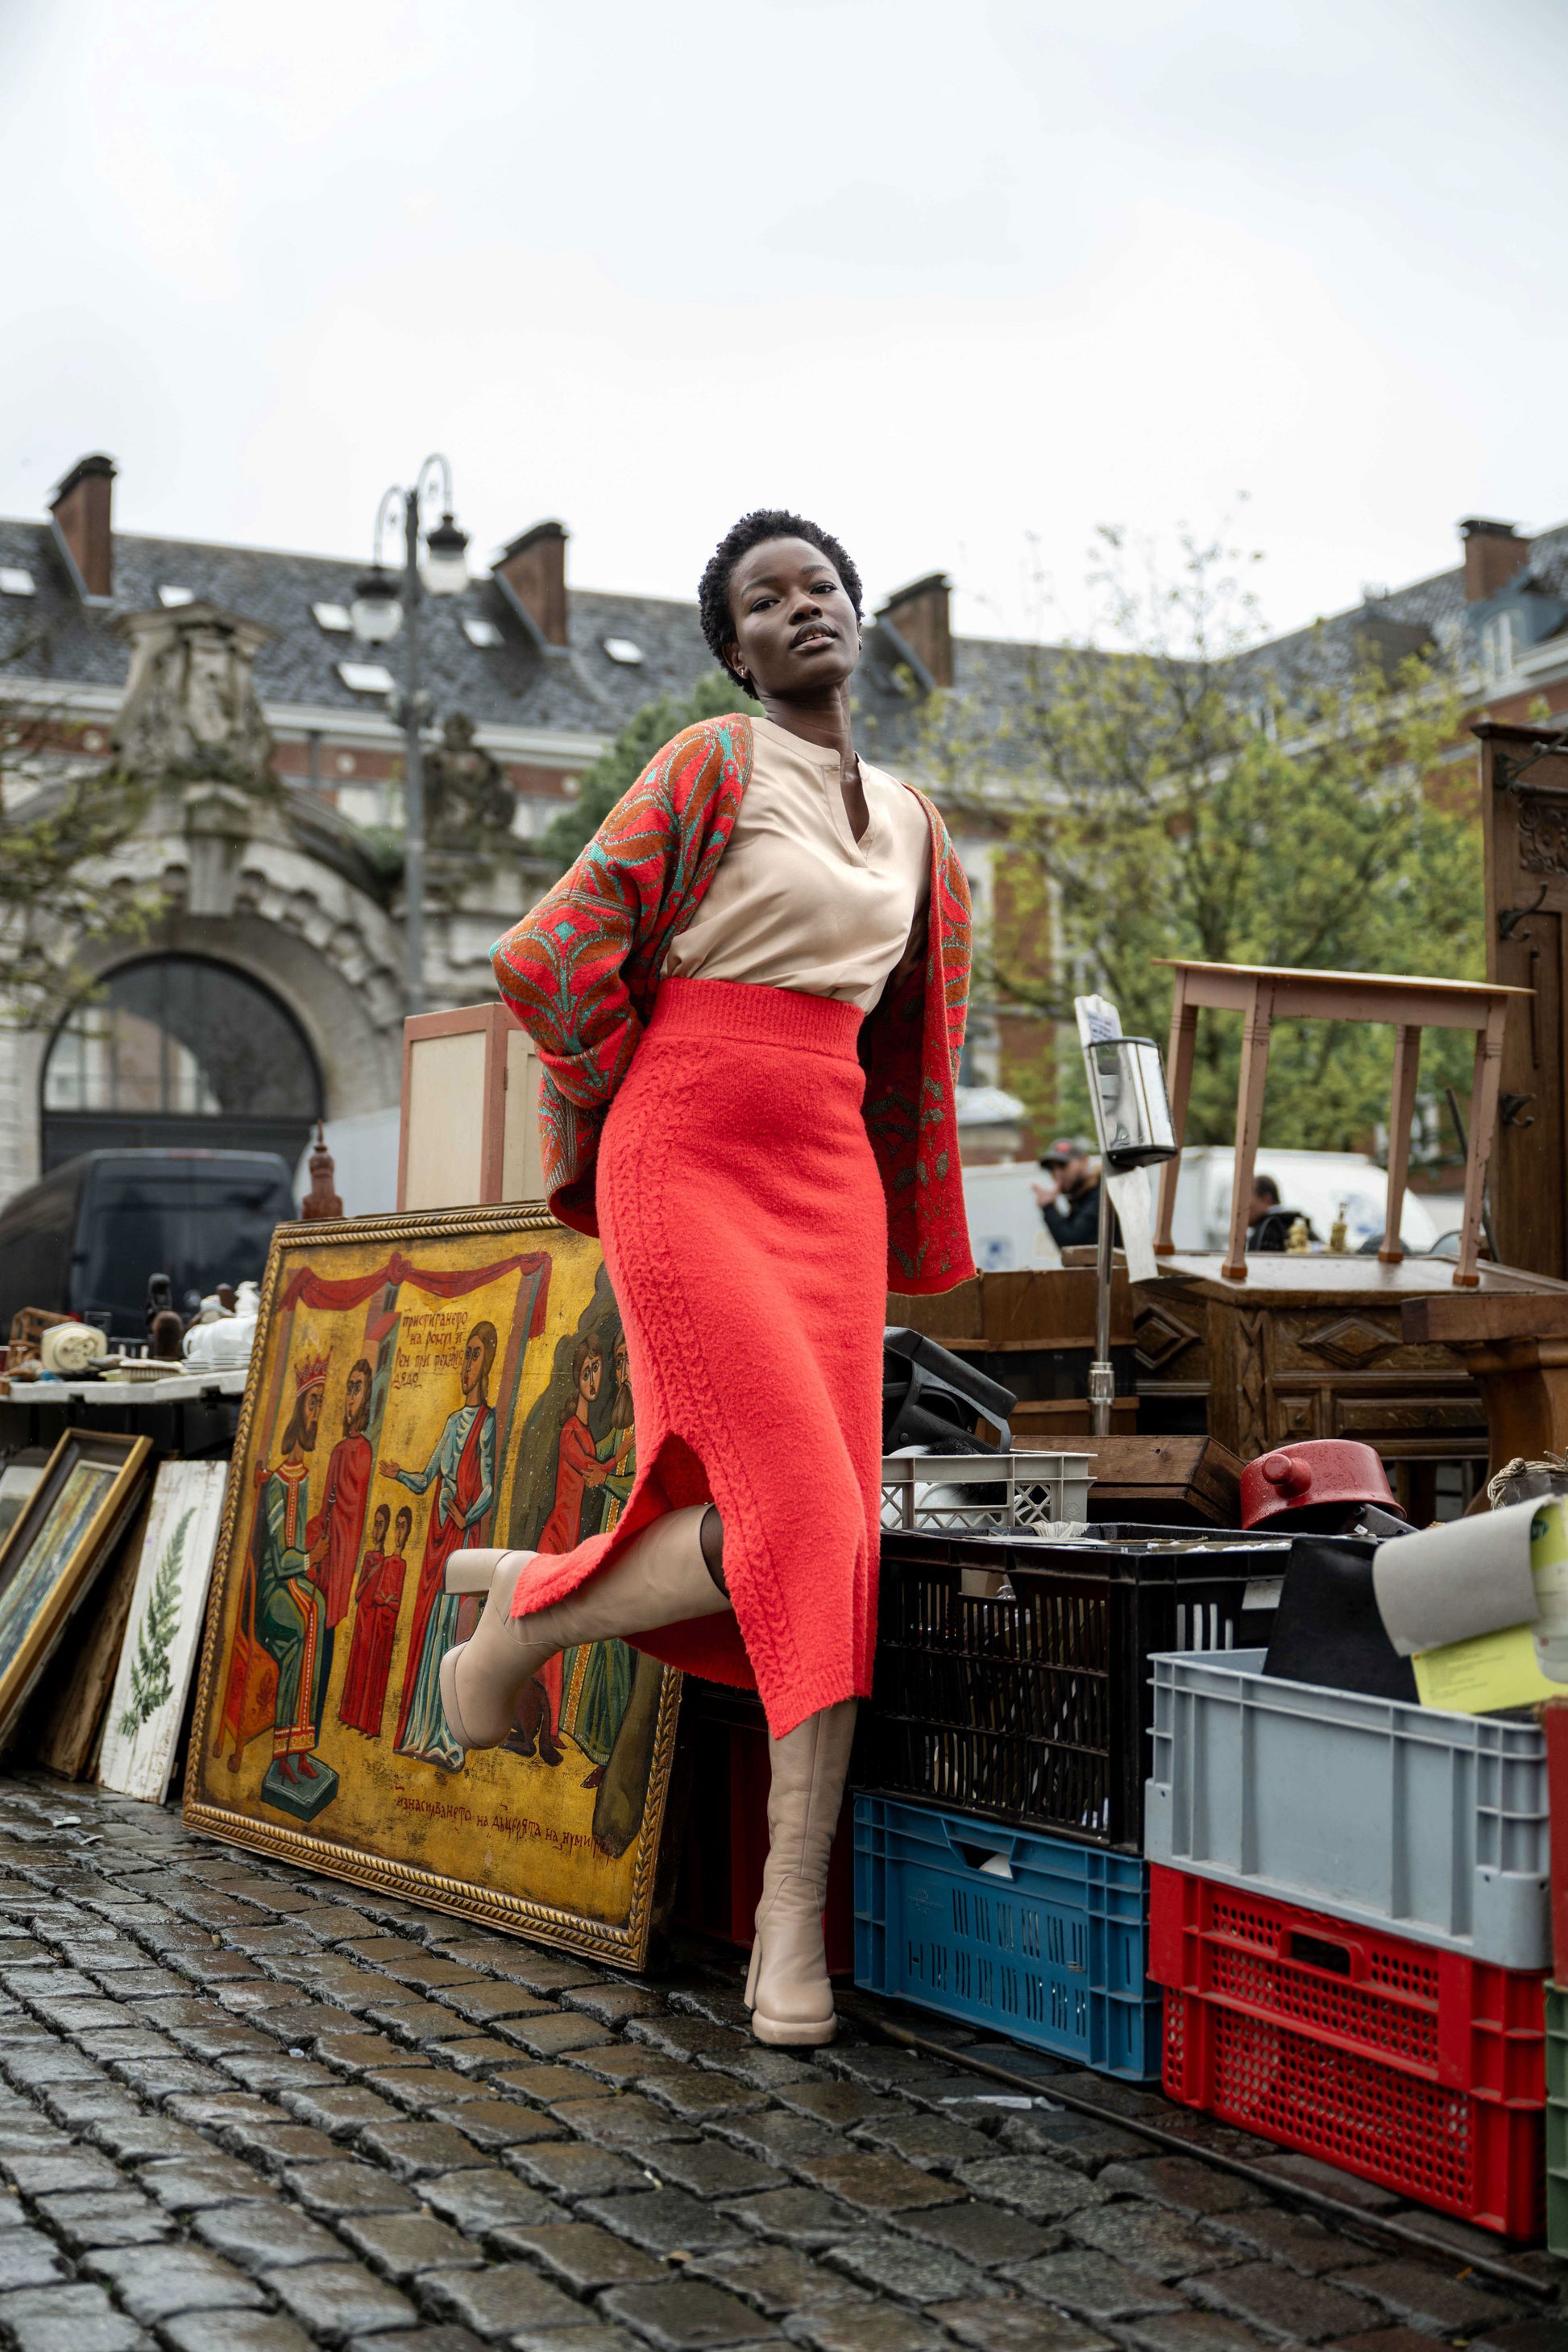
xmin=0 ymin=1429 xmax=152 ymax=1742
xmin=185 ymin=1205 xmax=681 ymax=1968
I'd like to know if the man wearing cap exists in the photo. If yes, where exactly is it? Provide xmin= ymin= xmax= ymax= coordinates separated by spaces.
xmin=1033 ymin=1138 xmax=1103 ymax=1251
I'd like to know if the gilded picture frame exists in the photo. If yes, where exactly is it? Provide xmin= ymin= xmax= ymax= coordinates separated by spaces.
xmin=184 ymin=1204 xmax=682 ymax=1968
xmin=0 ymin=1427 xmax=152 ymax=1741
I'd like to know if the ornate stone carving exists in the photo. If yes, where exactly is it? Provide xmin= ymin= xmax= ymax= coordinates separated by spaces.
xmin=112 ymin=603 xmax=273 ymax=786
xmin=425 ymin=712 xmax=515 ymax=844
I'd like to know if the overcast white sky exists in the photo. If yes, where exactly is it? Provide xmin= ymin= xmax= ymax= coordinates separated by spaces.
xmin=3 ymin=0 xmax=1566 ymax=645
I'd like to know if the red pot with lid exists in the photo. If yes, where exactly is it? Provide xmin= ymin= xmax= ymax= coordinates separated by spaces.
xmin=1240 ymin=1437 xmax=1402 ymax=1531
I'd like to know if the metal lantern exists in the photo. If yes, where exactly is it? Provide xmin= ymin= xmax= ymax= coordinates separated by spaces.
xmin=1073 ymin=1004 xmax=1181 ymax=1440
xmin=1085 ymin=1035 xmax=1177 ymax=1172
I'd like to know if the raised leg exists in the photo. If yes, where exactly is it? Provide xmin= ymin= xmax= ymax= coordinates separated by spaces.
xmin=1455 ymin=1003 xmax=1508 ymax=1287
xmin=1379 ymin=1023 xmax=1422 ymax=1264
xmin=439 ymin=1508 xmax=729 ymax=1755
xmin=1155 ymin=974 xmax=1198 ymax=1255
xmin=1223 ymin=981 xmax=1274 ymax=1281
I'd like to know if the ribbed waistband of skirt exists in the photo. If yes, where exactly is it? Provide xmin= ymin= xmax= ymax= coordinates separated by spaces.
xmin=646 ymin=976 xmax=865 ymax=1061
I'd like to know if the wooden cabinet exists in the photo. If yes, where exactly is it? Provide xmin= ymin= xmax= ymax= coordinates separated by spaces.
xmin=1134 ymin=1253 xmax=1568 ymax=1517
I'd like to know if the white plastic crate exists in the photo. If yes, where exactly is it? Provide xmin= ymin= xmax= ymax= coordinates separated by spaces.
xmin=1144 ymin=1646 xmax=1551 ymax=1968
xmin=880 ymin=1451 xmax=1095 ymax=1536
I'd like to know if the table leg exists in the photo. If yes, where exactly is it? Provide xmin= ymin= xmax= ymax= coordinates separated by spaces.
xmin=1379 ymin=1023 xmax=1422 ymax=1264
xmin=1155 ymin=976 xmax=1197 ymax=1256
xmin=1223 ymin=981 xmax=1274 ymax=1281
xmin=1455 ymin=1002 xmax=1508 ymax=1287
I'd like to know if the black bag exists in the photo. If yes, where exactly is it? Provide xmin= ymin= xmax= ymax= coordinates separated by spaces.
xmin=1263 ymin=1532 xmax=1417 ymax=1703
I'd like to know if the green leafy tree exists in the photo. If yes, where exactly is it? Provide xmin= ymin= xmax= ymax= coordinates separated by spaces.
xmin=541 ymin=672 xmax=758 ymax=868
xmin=117 ymin=1508 xmax=191 ymax=1738
xmin=915 ymin=529 xmax=1479 ymax=1152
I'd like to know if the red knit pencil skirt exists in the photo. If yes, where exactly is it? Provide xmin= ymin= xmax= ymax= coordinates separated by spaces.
xmin=512 ymin=976 xmax=886 ymax=1739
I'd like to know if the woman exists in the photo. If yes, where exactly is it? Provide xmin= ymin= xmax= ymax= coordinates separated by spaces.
xmin=441 ymin=508 xmax=973 ymax=2043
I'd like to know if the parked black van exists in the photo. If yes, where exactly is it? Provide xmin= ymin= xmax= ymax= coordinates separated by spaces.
xmin=0 ymin=1150 xmax=297 ymax=1340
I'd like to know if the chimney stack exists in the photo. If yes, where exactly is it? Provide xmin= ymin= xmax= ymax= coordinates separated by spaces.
xmin=496 ymin=521 xmax=569 ymax=647
xmin=1461 ymin=517 xmax=1530 ymax=604
xmin=50 ymin=454 xmax=117 ymax=604
xmin=877 ymin=572 xmax=953 ymax=689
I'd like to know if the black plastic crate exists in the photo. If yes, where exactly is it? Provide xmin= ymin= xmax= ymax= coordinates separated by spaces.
xmin=863 ymin=1523 xmax=1288 ymax=1852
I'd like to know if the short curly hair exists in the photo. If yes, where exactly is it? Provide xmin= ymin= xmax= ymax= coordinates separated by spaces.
xmin=698 ymin=508 xmax=863 ymax=691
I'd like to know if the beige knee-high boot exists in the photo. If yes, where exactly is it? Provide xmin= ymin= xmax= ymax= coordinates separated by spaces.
xmin=745 ymin=1699 xmax=857 ymax=2046
xmin=438 ymin=1507 xmax=729 ymax=1757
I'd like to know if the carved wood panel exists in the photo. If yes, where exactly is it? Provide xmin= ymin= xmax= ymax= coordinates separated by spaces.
xmin=1483 ymin=724 xmax=1568 ymax=1278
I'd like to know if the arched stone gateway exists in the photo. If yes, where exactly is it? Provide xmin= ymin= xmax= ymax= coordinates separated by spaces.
xmin=42 ymin=952 xmax=322 ymax=1172
xmin=0 ymin=598 xmax=537 ymax=1201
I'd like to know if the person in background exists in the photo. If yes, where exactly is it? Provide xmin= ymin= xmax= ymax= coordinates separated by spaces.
xmin=1246 ymin=1172 xmax=1317 ymax=1252
xmin=1033 ymin=1137 xmax=1102 ymax=1250
xmin=1247 ymin=1173 xmax=1281 ymax=1242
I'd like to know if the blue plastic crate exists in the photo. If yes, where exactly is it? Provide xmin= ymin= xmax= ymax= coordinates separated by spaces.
xmin=853 ymin=1793 xmax=1162 ymax=2080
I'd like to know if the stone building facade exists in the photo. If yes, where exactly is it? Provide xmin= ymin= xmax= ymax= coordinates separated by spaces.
xmin=2 ymin=453 xmax=1568 ymax=1210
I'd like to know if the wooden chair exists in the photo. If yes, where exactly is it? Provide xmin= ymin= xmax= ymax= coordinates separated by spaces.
xmin=1149 ymin=961 xmax=1529 ymax=1287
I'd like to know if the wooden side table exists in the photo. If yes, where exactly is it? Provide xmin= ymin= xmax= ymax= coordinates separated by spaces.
xmin=1150 ymin=960 xmax=1529 ymax=1286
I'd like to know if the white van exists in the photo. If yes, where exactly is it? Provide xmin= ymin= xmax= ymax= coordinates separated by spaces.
xmin=960 ymin=1145 xmax=1445 ymax=1272
xmin=1160 ymin=1147 xmax=1441 ymax=1255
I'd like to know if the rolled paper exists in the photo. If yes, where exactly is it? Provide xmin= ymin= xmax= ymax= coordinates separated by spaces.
xmin=1372 ymin=1496 xmax=1541 ymax=1657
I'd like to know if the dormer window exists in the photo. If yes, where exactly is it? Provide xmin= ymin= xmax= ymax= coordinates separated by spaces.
xmin=604 ymin=637 xmax=643 ymax=665
xmin=158 ymin=585 xmax=194 ymax=608
xmin=0 ymin=568 xmax=35 ymax=598
xmin=1482 ymin=612 xmax=1514 ymax=681
xmin=313 ymin=603 xmax=352 ymax=633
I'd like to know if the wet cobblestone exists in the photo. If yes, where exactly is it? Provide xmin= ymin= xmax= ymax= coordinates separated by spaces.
xmin=0 ymin=1773 xmax=1557 ymax=2351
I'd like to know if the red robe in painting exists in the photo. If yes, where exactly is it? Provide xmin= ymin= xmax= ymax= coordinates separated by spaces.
xmin=338 ymin=1548 xmax=407 ymax=1736
xmin=533 ymin=1415 xmax=600 ymax=1719
xmin=306 ymin=1431 xmax=373 ymax=1628
xmin=392 ymin=1408 xmax=489 ymax=1753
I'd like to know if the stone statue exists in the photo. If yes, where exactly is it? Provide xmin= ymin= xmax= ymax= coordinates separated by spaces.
xmin=425 ymin=713 xmax=516 ymax=845
xmin=112 ymin=603 xmax=274 ymax=786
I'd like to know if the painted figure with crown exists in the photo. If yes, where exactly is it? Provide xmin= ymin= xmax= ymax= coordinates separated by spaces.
xmin=382 ymin=1320 xmax=499 ymax=1770
xmin=252 ymin=1350 xmax=341 ymax=1820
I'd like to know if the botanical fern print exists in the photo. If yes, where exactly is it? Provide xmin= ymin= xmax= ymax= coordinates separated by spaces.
xmin=118 ymin=1506 xmax=190 ymax=1736
xmin=492 ymin=716 xmax=973 ymax=1294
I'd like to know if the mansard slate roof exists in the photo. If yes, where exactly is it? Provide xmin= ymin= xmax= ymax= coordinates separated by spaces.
xmin=3 ymin=508 xmax=1567 ymax=768
xmin=1233 ymin=521 xmax=1568 ymax=697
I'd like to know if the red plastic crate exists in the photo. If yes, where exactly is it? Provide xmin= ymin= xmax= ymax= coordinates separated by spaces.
xmin=1150 ymin=1865 xmax=1545 ymax=2237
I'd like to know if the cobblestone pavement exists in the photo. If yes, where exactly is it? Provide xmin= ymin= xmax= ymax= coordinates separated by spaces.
xmin=0 ymin=1774 xmax=1560 ymax=2352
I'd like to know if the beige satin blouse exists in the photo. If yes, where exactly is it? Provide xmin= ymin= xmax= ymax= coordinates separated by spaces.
xmin=662 ymin=713 xmax=931 ymax=1012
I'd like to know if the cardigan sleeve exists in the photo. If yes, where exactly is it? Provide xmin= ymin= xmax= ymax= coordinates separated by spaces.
xmin=490 ymin=719 xmax=749 ymax=1230
xmin=492 ymin=747 xmax=687 ymax=1114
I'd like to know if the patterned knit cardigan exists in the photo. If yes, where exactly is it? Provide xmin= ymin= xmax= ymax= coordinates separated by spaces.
xmin=492 ymin=713 xmax=976 ymax=1296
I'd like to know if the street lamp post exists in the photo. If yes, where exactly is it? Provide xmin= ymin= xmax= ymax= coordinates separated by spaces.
xmin=351 ymin=456 xmax=470 ymax=1016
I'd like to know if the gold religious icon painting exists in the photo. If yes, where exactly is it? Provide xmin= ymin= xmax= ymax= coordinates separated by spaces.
xmin=185 ymin=1205 xmax=678 ymax=1968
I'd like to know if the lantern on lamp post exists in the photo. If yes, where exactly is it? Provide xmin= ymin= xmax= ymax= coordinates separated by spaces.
xmin=352 ymin=457 xmax=471 ymax=1015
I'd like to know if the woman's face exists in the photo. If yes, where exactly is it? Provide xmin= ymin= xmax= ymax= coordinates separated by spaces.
xmin=726 ymin=537 xmax=860 ymax=699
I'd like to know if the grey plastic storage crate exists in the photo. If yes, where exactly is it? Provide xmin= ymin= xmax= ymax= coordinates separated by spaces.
xmin=881 ymin=1453 xmax=1095 ymax=1535
xmin=1144 ymin=1648 xmax=1551 ymax=1969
